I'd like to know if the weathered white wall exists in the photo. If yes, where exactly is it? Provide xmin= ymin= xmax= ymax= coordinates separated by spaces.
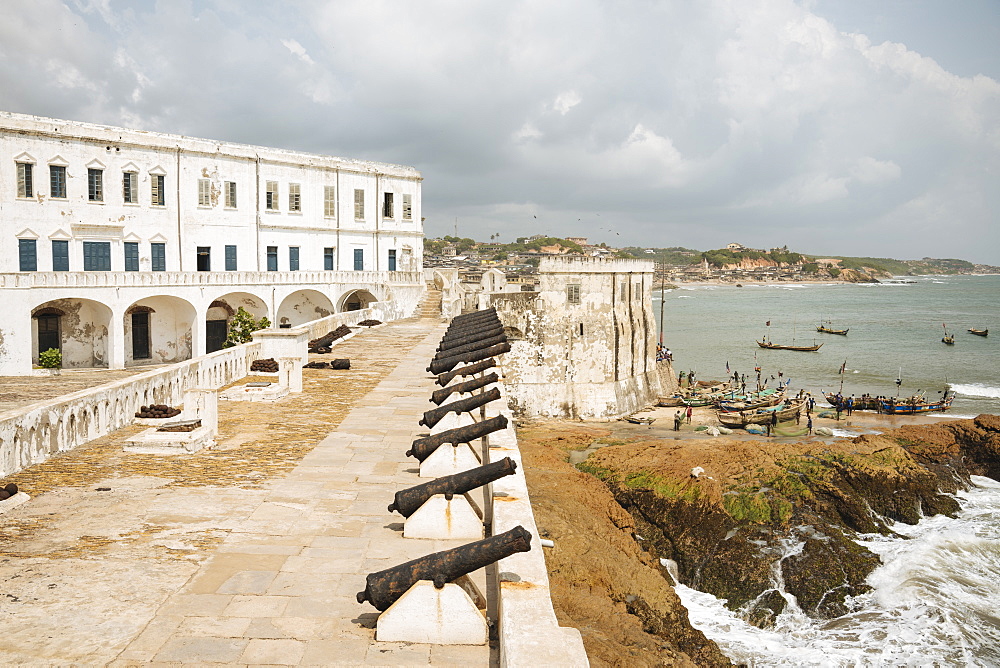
xmin=492 ymin=257 xmax=662 ymax=420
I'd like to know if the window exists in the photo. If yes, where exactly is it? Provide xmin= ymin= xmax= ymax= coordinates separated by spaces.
xmin=17 ymin=162 xmax=33 ymax=198
xmin=124 ymin=242 xmax=139 ymax=271
xmin=324 ymin=247 xmax=334 ymax=270
xmin=196 ymin=246 xmax=211 ymax=271
xmin=567 ymin=284 xmax=581 ymax=304
xmin=52 ymin=240 xmax=69 ymax=271
xmin=382 ymin=192 xmax=394 ymax=219
xmin=388 ymin=249 xmax=397 ymax=271
xmin=353 ymin=248 xmax=364 ymax=271
xmin=88 ymin=168 xmax=103 ymax=201
xmin=151 ymin=243 xmax=166 ymax=271
xmin=266 ymin=181 xmax=278 ymax=210
xmin=324 ymin=186 xmax=336 ymax=218
xmin=225 ymin=245 xmax=237 ymax=271
xmin=18 ymin=239 xmax=37 ymax=271
xmin=402 ymin=194 xmax=412 ymax=220
xmin=289 ymin=183 xmax=301 ymax=212
xmin=289 ymin=246 xmax=299 ymax=271
xmin=266 ymin=246 xmax=278 ymax=271
xmin=151 ymin=174 xmax=165 ymax=206
xmin=50 ymin=165 xmax=67 ymax=199
xmin=198 ymin=179 xmax=211 ymax=206
xmin=225 ymin=181 xmax=237 ymax=208
xmin=123 ymin=172 xmax=138 ymax=204
xmin=354 ymin=189 xmax=365 ymax=219
xmin=83 ymin=241 xmax=111 ymax=270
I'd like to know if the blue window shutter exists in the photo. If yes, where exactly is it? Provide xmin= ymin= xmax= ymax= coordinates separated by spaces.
xmin=52 ymin=240 xmax=69 ymax=271
xmin=124 ymin=242 xmax=139 ymax=271
xmin=225 ymin=245 xmax=237 ymax=270
xmin=354 ymin=248 xmax=364 ymax=271
xmin=19 ymin=239 xmax=37 ymax=271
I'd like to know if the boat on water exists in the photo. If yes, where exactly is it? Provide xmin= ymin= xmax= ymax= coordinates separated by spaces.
xmin=969 ymin=328 xmax=989 ymax=337
xmin=757 ymin=340 xmax=823 ymax=352
xmin=816 ymin=321 xmax=849 ymax=335
xmin=879 ymin=393 xmax=954 ymax=414
xmin=942 ymin=323 xmax=955 ymax=345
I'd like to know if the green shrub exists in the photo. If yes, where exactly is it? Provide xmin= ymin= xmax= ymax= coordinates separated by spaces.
xmin=223 ymin=307 xmax=271 ymax=348
xmin=38 ymin=348 xmax=62 ymax=369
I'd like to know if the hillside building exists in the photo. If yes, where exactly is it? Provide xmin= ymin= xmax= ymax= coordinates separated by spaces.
xmin=1 ymin=111 xmax=423 ymax=375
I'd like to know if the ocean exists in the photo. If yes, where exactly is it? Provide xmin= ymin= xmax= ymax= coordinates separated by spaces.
xmin=654 ymin=275 xmax=1000 ymax=666
xmin=656 ymin=274 xmax=1000 ymax=416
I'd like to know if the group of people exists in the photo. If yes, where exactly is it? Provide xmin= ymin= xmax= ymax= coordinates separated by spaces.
xmin=656 ymin=344 xmax=673 ymax=362
xmin=673 ymin=406 xmax=693 ymax=430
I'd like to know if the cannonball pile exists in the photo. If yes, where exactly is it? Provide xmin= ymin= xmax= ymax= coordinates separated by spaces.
xmin=251 ymin=358 xmax=279 ymax=372
xmin=135 ymin=404 xmax=182 ymax=418
xmin=0 ymin=482 xmax=19 ymax=501
xmin=357 ymin=319 xmax=382 ymax=327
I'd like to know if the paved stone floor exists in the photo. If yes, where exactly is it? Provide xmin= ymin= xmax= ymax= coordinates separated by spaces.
xmin=0 ymin=316 xmax=493 ymax=666
xmin=0 ymin=366 xmax=172 ymax=413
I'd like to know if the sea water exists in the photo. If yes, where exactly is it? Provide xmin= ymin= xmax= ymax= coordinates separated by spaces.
xmin=654 ymin=275 xmax=1000 ymax=665
xmin=671 ymin=477 xmax=1000 ymax=666
xmin=655 ymin=274 xmax=1000 ymax=416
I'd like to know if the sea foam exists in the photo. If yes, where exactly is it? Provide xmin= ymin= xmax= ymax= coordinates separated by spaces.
xmin=950 ymin=383 xmax=1000 ymax=399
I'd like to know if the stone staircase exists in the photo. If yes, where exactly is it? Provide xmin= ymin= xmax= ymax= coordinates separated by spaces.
xmin=415 ymin=282 xmax=443 ymax=319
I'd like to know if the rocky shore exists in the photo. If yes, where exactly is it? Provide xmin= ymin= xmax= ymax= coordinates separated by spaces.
xmin=517 ymin=414 xmax=1000 ymax=665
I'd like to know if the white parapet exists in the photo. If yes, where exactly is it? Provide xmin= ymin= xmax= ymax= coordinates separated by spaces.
xmin=375 ymin=581 xmax=488 ymax=645
xmin=183 ymin=389 xmax=218 ymax=435
xmin=403 ymin=494 xmax=484 ymax=540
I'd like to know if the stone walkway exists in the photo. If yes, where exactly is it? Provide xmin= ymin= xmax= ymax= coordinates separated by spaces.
xmin=1 ymin=316 xmax=492 ymax=666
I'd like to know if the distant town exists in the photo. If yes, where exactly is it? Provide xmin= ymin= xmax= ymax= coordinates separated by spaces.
xmin=424 ymin=235 xmax=1000 ymax=289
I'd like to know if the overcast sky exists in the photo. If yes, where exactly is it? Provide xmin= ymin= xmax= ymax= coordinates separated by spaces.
xmin=3 ymin=1 xmax=998 ymax=263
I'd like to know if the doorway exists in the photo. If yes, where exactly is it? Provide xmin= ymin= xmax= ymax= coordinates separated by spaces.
xmin=37 ymin=314 xmax=60 ymax=354
xmin=132 ymin=312 xmax=151 ymax=360
xmin=206 ymin=319 xmax=228 ymax=353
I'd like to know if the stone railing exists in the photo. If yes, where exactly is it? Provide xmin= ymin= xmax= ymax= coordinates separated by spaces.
xmin=0 ymin=342 xmax=262 ymax=478
xmin=485 ymin=396 xmax=590 ymax=666
xmin=0 ymin=270 xmax=423 ymax=289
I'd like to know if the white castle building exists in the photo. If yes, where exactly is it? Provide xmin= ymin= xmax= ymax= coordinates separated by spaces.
xmin=0 ymin=111 xmax=424 ymax=375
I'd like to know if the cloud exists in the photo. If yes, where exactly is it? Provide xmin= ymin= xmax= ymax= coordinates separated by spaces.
xmin=1 ymin=0 xmax=997 ymax=262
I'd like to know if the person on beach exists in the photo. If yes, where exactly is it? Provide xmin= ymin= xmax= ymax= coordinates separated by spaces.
xmin=686 ymin=405 xmax=693 ymax=424
xmin=796 ymin=409 xmax=801 ymax=425
xmin=847 ymin=396 xmax=854 ymax=416
xmin=673 ymin=411 xmax=682 ymax=431
xmin=678 ymin=371 xmax=686 ymax=386
xmin=770 ymin=411 xmax=778 ymax=436
xmin=807 ymin=415 xmax=813 ymax=435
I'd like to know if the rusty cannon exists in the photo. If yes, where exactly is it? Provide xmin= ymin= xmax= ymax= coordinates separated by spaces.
xmin=419 ymin=387 xmax=502 ymax=428
xmin=356 ymin=525 xmax=532 ymax=611
xmin=437 ymin=325 xmax=505 ymax=351
xmin=436 ymin=358 xmax=497 ymax=387
xmin=431 ymin=334 xmax=507 ymax=362
xmin=430 ymin=372 xmax=499 ymax=405
xmin=406 ymin=415 xmax=508 ymax=461
xmin=387 ymin=457 xmax=517 ymax=518
xmin=449 ymin=307 xmax=499 ymax=324
xmin=427 ymin=342 xmax=512 ymax=375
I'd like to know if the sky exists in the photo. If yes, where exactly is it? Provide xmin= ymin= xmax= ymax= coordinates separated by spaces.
xmin=2 ymin=0 xmax=998 ymax=263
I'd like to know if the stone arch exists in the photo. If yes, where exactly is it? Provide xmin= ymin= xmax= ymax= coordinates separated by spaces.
xmin=277 ymin=289 xmax=335 ymax=327
xmin=338 ymin=289 xmax=377 ymax=313
xmin=124 ymin=295 xmax=196 ymax=366
xmin=31 ymin=298 xmax=113 ymax=368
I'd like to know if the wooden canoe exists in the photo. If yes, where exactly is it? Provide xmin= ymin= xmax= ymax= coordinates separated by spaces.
xmin=968 ymin=328 xmax=988 ymax=337
xmin=757 ymin=340 xmax=823 ymax=352
xmin=817 ymin=325 xmax=849 ymax=335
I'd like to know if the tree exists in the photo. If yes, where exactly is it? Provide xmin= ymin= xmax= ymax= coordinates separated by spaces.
xmin=223 ymin=307 xmax=271 ymax=348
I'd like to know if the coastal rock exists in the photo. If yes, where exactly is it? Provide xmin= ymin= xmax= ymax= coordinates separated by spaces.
xmin=525 ymin=415 xmax=1000 ymax=631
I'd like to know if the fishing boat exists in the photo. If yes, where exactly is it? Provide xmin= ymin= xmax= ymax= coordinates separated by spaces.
xmin=656 ymin=395 xmax=685 ymax=407
xmin=942 ymin=323 xmax=955 ymax=345
xmin=757 ymin=340 xmax=823 ymax=352
xmin=816 ymin=321 xmax=849 ymax=335
xmin=878 ymin=393 xmax=954 ymax=415
xmin=717 ymin=389 xmax=784 ymax=412
xmin=823 ymin=393 xmax=882 ymax=412
xmin=717 ymin=400 xmax=804 ymax=427
xmin=969 ymin=328 xmax=989 ymax=337
xmin=624 ymin=415 xmax=656 ymax=425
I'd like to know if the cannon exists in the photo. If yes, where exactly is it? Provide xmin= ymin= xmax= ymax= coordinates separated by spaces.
xmin=356 ymin=525 xmax=532 ymax=611
xmin=436 ymin=358 xmax=497 ymax=387
xmin=407 ymin=415 xmax=508 ymax=461
xmin=427 ymin=342 xmax=512 ymax=375
xmin=431 ymin=334 xmax=507 ymax=362
xmin=437 ymin=325 xmax=505 ymax=351
xmin=419 ymin=387 xmax=501 ymax=428
xmin=430 ymin=373 xmax=499 ymax=405
xmin=449 ymin=308 xmax=498 ymax=324
xmin=387 ymin=457 xmax=517 ymax=518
